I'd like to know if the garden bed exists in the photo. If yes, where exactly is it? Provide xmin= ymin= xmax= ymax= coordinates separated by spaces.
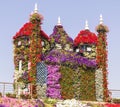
xmin=0 ymin=97 xmax=120 ymax=107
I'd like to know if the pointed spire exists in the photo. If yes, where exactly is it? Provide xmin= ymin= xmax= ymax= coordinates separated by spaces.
xmin=57 ymin=16 xmax=62 ymax=25
xmin=34 ymin=3 xmax=38 ymax=13
xmin=100 ymin=14 xmax=103 ymax=24
xmin=85 ymin=20 xmax=89 ymax=30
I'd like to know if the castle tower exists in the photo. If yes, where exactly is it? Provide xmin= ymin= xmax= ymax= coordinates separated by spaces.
xmin=50 ymin=16 xmax=74 ymax=51
xmin=13 ymin=4 xmax=49 ymax=96
xmin=74 ymin=20 xmax=97 ymax=59
xmin=96 ymin=14 xmax=109 ymax=101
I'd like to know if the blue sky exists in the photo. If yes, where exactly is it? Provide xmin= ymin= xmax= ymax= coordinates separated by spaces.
xmin=0 ymin=0 xmax=120 ymax=90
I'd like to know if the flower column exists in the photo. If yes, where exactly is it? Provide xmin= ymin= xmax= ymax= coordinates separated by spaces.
xmin=96 ymin=15 xmax=109 ymax=101
xmin=28 ymin=12 xmax=43 ymax=97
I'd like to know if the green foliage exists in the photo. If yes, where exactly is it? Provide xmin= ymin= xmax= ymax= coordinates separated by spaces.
xmin=59 ymin=66 xmax=74 ymax=99
xmin=80 ymin=68 xmax=96 ymax=101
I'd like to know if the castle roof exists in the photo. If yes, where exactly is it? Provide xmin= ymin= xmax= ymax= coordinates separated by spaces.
xmin=74 ymin=30 xmax=97 ymax=46
xmin=50 ymin=25 xmax=73 ymax=45
xmin=13 ymin=22 xmax=49 ymax=40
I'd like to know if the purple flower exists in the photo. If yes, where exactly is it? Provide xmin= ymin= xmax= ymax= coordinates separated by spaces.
xmin=44 ymin=50 xmax=97 ymax=68
xmin=36 ymin=99 xmax=44 ymax=107
xmin=0 ymin=104 xmax=6 ymax=107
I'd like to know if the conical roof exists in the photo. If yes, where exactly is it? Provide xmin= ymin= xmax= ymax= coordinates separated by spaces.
xmin=13 ymin=22 xmax=49 ymax=40
xmin=74 ymin=30 xmax=97 ymax=46
xmin=50 ymin=25 xmax=73 ymax=46
xmin=13 ymin=4 xmax=49 ymax=40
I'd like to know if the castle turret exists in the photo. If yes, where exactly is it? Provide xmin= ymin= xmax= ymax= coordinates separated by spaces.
xmin=50 ymin=17 xmax=73 ymax=51
xmin=13 ymin=4 xmax=49 ymax=96
xmin=74 ymin=20 xmax=97 ymax=59
xmin=96 ymin=14 xmax=109 ymax=101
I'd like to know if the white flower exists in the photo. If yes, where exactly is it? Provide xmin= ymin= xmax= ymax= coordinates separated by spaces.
xmin=56 ymin=99 xmax=90 ymax=107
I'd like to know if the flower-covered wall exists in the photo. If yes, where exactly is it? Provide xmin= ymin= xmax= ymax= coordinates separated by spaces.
xmin=44 ymin=49 xmax=97 ymax=100
xmin=13 ymin=11 xmax=49 ymax=96
xmin=13 ymin=5 xmax=109 ymax=101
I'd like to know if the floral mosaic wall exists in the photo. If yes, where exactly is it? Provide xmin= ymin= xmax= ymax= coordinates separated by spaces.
xmin=44 ymin=49 xmax=97 ymax=100
xmin=13 ymin=9 xmax=109 ymax=101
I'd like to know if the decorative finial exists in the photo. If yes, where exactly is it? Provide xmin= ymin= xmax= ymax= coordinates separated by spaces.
xmin=34 ymin=3 xmax=38 ymax=13
xmin=100 ymin=14 xmax=103 ymax=24
xmin=85 ymin=20 xmax=89 ymax=30
xmin=57 ymin=16 xmax=61 ymax=25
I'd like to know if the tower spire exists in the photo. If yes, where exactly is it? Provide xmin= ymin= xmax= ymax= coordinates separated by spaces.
xmin=34 ymin=3 xmax=38 ymax=13
xmin=85 ymin=20 xmax=89 ymax=30
xmin=57 ymin=16 xmax=61 ymax=25
xmin=100 ymin=14 xmax=103 ymax=24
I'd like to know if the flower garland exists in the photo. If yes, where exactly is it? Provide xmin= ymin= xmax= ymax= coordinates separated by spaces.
xmin=74 ymin=30 xmax=97 ymax=46
xmin=96 ymin=24 xmax=109 ymax=101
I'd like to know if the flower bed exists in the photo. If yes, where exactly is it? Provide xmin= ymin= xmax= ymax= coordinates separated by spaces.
xmin=0 ymin=97 xmax=44 ymax=107
xmin=1 ymin=97 xmax=120 ymax=107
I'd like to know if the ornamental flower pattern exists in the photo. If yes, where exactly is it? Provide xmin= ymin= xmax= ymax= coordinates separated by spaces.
xmin=12 ymin=6 xmax=109 ymax=101
xmin=46 ymin=65 xmax=61 ymax=99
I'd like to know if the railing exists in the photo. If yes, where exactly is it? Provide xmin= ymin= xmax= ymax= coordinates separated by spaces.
xmin=109 ymin=89 xmax=120 ymax=99
xmin=0 ymin=82 xmax=14 ymax=96
xmin=0 ymin=82 xmax=120 ymax=99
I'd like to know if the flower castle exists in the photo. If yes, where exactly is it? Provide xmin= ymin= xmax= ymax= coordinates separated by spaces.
xmin=13 ymin=4 xmax=109 ymax=101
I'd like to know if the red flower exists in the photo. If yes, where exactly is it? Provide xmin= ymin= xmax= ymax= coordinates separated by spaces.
xmin=74 ymin=30 xmax=97 ymax=45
